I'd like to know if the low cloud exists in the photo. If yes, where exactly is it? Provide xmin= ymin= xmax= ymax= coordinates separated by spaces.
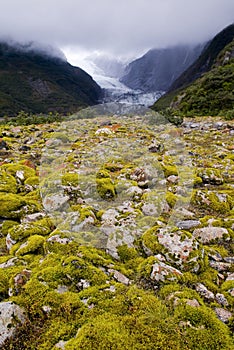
xmin=0 ymin=0 xmax=233 ymax=57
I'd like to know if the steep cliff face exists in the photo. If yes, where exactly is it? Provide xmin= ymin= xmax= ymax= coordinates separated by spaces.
xmin=120 ymin=44 xmax=203 ymax=92
xmin=168 ymin=23 xmax=234 ymax=92
xmin=0 ymin=41 xmax=102 ymax=116
xmin=152 ymin=24 xmax=234 ymax=116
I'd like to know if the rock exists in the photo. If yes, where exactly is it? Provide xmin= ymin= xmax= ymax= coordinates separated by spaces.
xmin=21 ymin=212 xmax=45 ymax=223
xmin=95 ymin=128 xmax=113 ymax=135
xmin=167 ymin=175 xmax=178 ymax=183
xmin=55 ymin=340 xmax=68 ymax=349
xmin=77 ymin=279 xmax=90 ymax=290
xmin=6 ymin=233 xmax=16 ymax=250
xmin=0 ymin=301 xmax=27 ymax=347
xmin=186 ymin=299 xmax=200 ymax=308
xmin=0 ymin=139 xmax=9 ymax=150
xmin=226 ymin=273 xmax=234 ymax=281
xmin=148 ymin=142 xmax=163 ymax=153
xmin=214 ymin=308 xmax=232 ymax=323
xmin=195 ymin=283 xmax=214 ymax=300
xmin=56 ymin=285 xmax=69 ymax=294
xmin=215 ymin=293 xmax=228 ymax=306
xmin=47 ymin=235 xmax=72 ymax=245
xmin=150 ymin=261 xmax=182 ymax=283
xmin=176 ymin=220 xmax=200 ymax=230
xmin=197 ymin=168 xmax=223 ymax=185
xmin=193 ymin=227 xmax=229 ymax=243
xmin=0 ymin=257 xmax=18 ymax=269
xmin=43 ymin=194 xmax=70 ymax=212
xmin=209 ymin=261 xmax=231 ymax=272
xmin=108 ymin=269 xmax=130 ymax=285
xmin=142 ymin=203 xmax=159 ymax=216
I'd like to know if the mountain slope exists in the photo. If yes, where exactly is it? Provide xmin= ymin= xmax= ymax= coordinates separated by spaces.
xmin=0 ymin=42 xmax=102 ymax=116
xmin=152 ymin=24 xmax=234 ymax=114
xmin=168 ymin=23 xmax=234 ymax=92
xmin=120 ymin=44 xmax=203 ymax=92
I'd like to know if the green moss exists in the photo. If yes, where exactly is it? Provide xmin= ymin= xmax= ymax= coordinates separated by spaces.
xmin=0 ymin=193 xmax=26 ymax=219
xmin=166 ymin=191 xmax=177 ymax=207
xmin=174 ymin=304 xmax=233 ymax=350
xmin=96 ymin=178 xmax=116 ymax=200
xmin=1 ymin=163 xmax=35 ymax=181
xmin=8 ymin=220 xmax=52 ymax=242
xmin=0 ymin=169 xmax=17 ymax=193
xmin=24 ymin=176 xmax=39 ymax=187
xmin=16 ymin=235 xmax=45 ymax=256
xmin=161 ymin=163 xmax=178 ymax=177
xmin=61 ymin=172 xmax=79 ymax=187
xmin=142 ymin=227 xmax=165 ymax=255
xmin=1 ymin=220 xmax=19 ymax=236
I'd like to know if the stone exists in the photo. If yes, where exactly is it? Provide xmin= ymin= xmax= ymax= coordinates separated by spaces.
xmin=55 ymin=340 xmax=68 ymax=349
xmin=0 ymin=139 xmax=9 ymax=150
xmin=209 ymin=261 xmax=231 ymax=272
xmin=47 ymin=235 xmax=72 ymax=245
xmin=176 ymin=220 xmax=200 ymax=230
xmin=195 ymin=283 xmax=214 ymax=300
xmin=0 ymin=301 xmax=27 ymax=346
xmin=215 ymin=293 xmax=228 ymax=306
xmin=214 ymin=308 xmax=232 ymax=323
xmin=193 ymin=227 xmax=229 ymax=243
xmin=108 ymin=269 xmax=130 ymax=285
xmin=150 ymin=261 xmax=182 ymax=283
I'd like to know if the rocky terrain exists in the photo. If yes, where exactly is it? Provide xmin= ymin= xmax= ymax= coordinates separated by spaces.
xmin=0 ymin=113 xmax=233 ymax=349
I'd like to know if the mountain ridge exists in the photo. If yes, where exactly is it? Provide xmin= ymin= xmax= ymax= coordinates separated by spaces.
xmin=0 ymin=41 xmax=102 ymax=117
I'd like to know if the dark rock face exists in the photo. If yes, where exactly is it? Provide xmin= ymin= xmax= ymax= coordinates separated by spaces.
xmin=120 ymin=44 xmax=203 ymax=92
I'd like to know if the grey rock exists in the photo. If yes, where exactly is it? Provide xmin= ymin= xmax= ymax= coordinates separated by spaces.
xmin=108 ymin=269 xmax=130 ymax=285
xmin=150 ymin=261 xmax=182 ymax=283
xmin=214 ymin=308 xmax=232 ymax=323
xmin=216 ymin=293 xmax=228 ymax=306
xmin=176 ymin=220 xmax=200 ymax=230
xmin=209 ymin=261 xmax=231 ymax=272
xmin=193 ymin=227 xmax=229 ymax=243
xmin=195 ymin=283 xmax=214 ymax=300
xmin=47 ymin=235 xmax=72 ymax=245
xmin=0 ymin=302 xmax=27 ymax=346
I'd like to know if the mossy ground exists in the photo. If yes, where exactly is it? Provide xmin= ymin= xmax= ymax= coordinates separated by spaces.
xmin=0 ymin=116 xmax=233 ymax=349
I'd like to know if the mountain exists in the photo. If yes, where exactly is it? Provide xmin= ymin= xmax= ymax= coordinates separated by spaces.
xmin=120 ymin=44 xmax=204 ymax=92
xmin=152 ymin=23 xmax=234 ymax=116
xmin=88 ymin=54 xmax=126 ymax=79
xmin=0 ymin=41 xmax=102 ymax=117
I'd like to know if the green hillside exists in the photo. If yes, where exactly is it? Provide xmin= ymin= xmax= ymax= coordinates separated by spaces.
xmin=0 ymin=42 xmax=102 ymax=117
xmin=152 ymin=24 xmax=234 ymax=117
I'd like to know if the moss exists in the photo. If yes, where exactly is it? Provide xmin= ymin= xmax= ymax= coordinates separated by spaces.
xmin=161 ymin=163 xmax=178 ymax=177
xmin=173 ymin=304 xmax=233 ymax=350
xmin=61 ymin=172 xmax=79 ymax=187
xmin=24 ymin=176 xmax=39 ymax=187
xmin=166 ymin=191 xmax=177 ymax=207
xmin=1 ymin=220 xmax=19 ymax=236
xmin=96 ymin=178 xmax=116 ymax=200
xmin=142 ymin=226 xmax=165 ymax=255
xmin=16 ymin=235 xmax=45 ymax=256
xmin=8 ymin=222 xmax=51 ymax=242
xmin=137 ymin=256 xmax=159 ymax=279
xmin=0 ymin=193 xmax=26 ymax=219
xmin=1 ymin=163 xmax=35 ymax=181
xmin=71 ymin=205 xmax=96 ymax=222
xmin=0 ymin=169 xmax=17 ymax=193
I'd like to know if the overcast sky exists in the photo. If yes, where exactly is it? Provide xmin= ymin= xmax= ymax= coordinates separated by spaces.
xmin=0 ymin=0 xmax=233 ymax=61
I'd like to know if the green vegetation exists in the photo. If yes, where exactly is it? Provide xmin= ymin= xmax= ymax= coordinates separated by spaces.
xmin=0 ymin=114 xmax=233 ymax=349
xmin=0 ymin=42 xmax=102 ymax=117
xmin=152 ymin=25 xmax=234 ymax=118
